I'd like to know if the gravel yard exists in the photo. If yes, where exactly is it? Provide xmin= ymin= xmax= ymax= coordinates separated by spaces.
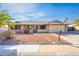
xmin=0 ymin=33 xmax=71 ymax=45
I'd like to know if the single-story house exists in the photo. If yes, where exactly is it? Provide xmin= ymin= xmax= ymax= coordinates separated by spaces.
xmin=12 ymin=20 xmax=68 ymax=33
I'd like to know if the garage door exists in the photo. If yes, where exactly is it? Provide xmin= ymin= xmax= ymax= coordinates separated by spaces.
xmin=48 ymin=25 xmax=65 ymax=32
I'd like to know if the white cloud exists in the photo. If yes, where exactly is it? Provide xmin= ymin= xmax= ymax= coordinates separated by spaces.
xmin=1 ymin=3 xmax=37 ymax=14
xmin=33 ymin=12 xmax=45 ymax=18
xmin=1 ymin=3 xmax=46 ymax=21
xmin=14 ymin=15 xmax=30 ymax=21
xmin=26 ymin=12 xmax=45 ymax=18
xmin=26 ymin=13 xmax=35 ymax=17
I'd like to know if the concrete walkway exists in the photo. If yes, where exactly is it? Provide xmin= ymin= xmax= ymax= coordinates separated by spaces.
xmin=0 ymin=45 xmax=79 ymax=56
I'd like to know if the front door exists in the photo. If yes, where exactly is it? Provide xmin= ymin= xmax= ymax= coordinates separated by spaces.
xmin=29 ymin=25 xmax=37 ymax=33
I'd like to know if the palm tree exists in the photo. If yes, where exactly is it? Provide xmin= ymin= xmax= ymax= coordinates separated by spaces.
xmin=63 ymin=18 xmax=68 ymax=24
xmin=0 ymin=11 xmax=15 ymax=39
xmin=0 ymin=11 xmax=15 ymax=28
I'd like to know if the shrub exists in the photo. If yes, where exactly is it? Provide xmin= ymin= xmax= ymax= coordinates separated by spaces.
xmin=2 ymin=31 xmax=12 ymax=39
xmin=0 ymin=32 xmax=4 ymax=40
xmin=0 ymin=30 xmax=16 ymax=40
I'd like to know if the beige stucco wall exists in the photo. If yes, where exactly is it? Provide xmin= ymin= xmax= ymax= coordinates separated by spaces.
xmin=15 ymin=24 xmax=67 ymax=33
xmin=48 ymin=24 xmax=66 ymax=32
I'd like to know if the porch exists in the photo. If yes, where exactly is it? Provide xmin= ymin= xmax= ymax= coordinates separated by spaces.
xmin=13 ymin=24 xmax=48 ymax=33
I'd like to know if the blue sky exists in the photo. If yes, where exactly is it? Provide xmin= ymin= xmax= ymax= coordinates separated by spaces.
xmin=0 ymin=3 xmax=79 ymax=23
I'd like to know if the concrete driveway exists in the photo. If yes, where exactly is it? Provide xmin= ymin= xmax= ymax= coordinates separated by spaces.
xmin=59 ymin=31 xmax=79 ymax=47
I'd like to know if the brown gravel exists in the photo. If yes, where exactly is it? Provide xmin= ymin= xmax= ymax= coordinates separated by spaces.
xmin=14 ymin=34 xmax=64 ymax=44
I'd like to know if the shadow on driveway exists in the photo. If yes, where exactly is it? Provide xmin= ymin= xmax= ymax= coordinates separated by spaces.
xmin=0 ymin=45 xmax=17 ymax=56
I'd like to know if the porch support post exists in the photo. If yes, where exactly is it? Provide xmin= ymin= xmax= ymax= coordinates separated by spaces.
xmin=38 ymin=25 xmax=40 ymax=29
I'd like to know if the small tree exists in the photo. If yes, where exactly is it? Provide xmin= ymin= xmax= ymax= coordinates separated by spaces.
xmin=73 ymin=18 xmax=79 ymax=30
xmin=73 ymin=18 xmax=79 ymax=24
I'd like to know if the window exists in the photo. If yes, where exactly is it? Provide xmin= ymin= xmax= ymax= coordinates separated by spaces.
xmin=15 ymin=25 xmax=20 ymax=29
xmin=40 ymin=25 xmax=46 ymax=29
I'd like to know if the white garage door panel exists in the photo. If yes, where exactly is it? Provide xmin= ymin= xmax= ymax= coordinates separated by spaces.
xmin=49 ymin=25 xmax=65 ymax=32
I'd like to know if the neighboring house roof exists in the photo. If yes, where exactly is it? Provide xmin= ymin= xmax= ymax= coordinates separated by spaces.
xmin=68 ymin=23 xmax=79 ymax=27
xmin=49 ymin=20 xmax=64 ymax=24
xmin=68 ymin=24 xmax=73 ymax=27
xmin=15 ymin=20 xmax=65 ymax=25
